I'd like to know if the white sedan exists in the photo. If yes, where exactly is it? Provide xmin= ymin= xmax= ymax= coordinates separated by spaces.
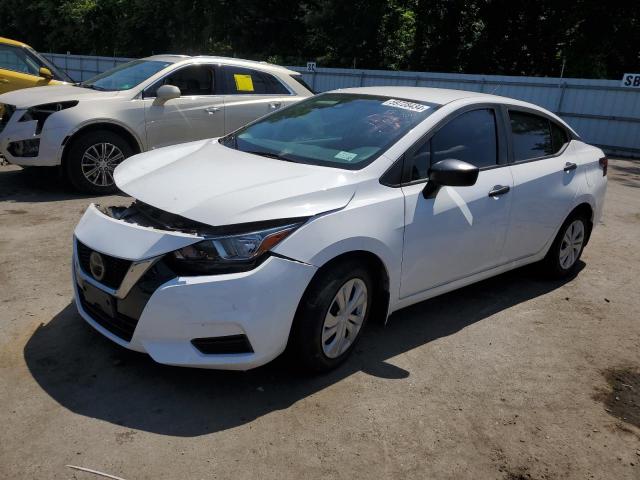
xmin=72 ymin=86 xmax=607 ymax=372
xmin=0 ymin=55 xmax=311 ymax=192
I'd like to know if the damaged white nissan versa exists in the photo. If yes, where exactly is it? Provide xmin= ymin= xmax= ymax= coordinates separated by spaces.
xmin=72 ymin=87 xmax=607 ymax=372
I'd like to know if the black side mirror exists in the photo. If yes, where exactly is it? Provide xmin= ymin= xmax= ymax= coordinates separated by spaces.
xmin=422 ymin=159 xmax=479 ymax=198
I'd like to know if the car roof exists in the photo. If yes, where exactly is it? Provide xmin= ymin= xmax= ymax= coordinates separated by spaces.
xmin=332 ymin=86 xmax=576 ymax=135
xmin=333 ymin=86 xmax=527 ymax=107
xmin=142 ymin=54 xmax=298 ymax=75
xmin=0 ymin=37 xmax=29 ymax=48
xmin=141 ymin=54 xmax=191 ymax=63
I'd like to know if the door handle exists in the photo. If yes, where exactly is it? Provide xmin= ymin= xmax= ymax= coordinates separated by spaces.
xmin=563 ymin=162 xmax=577 ymax=173
xmin=269 ymin=102 xmax=282 ymax=110
xmin=488 ymin=185 xmax=510 ymax=197
xmin=0 ymin=78 xmax=8 ymax=83
xmin=205 ymin=106 xmax=220 ymax=114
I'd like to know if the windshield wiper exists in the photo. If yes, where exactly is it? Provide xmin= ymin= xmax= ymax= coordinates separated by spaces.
xmin=243 ymin=150 xmax=297 ymax=162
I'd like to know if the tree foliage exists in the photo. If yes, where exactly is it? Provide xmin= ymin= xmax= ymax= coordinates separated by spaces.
xmin=1 ymin=0 xmax=638 ymax=78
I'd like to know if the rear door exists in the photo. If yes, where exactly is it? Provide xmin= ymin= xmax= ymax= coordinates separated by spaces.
xmin=502 ymin=108 xmax=579 ymax=261
xmin=400 ymin=106 xmax=514 ymax=298
xmin=218 ymin=65 xmax=296 ymax=133
xmin=143 ymin=64 xmax=225 ymax=149
xmin=0 ymin=44 xmax=44 ymax=93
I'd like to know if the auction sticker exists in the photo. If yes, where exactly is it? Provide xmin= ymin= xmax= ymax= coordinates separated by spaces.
xmin=381 ymin=99 xmax=430 ymax=112
xmin=335 ymin=151 xmax=358 ymax=161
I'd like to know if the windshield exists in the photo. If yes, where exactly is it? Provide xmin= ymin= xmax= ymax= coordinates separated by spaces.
xmin=80 ymin=60 xmax=171 ymax=91
xmin=220 ymin=93 xmax=438 ymax=170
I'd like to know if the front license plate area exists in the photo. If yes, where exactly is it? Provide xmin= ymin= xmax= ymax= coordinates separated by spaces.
xmin=82 ymin=281 xmax=117 ymax=318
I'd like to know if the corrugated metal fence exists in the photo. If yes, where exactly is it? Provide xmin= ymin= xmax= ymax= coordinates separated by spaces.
xmin=43 ymin=53 xmax=640 ymax=158
xmin=43 ymin=53 xmax=132 ymax=83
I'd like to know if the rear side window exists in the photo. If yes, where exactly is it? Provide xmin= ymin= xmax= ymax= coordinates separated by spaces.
xmin=509 ymin=111 xmax=569 ymax=161
xmin=220 ymin=66 xmax=289 ymax=95
xmin=145 ymin=65 xmax=214 ymax=97
xmin=408 ymin=108 xmax=498 ymax=181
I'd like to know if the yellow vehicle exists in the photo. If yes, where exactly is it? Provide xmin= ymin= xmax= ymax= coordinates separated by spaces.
xmin=0 ymin=37 xmax=73 ymax=94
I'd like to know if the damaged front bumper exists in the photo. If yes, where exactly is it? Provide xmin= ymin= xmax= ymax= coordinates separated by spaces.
xmin=72 ymin=203 xmax=317 ymax=370
xmin=0 ymin=105 xmax=67 ymax=167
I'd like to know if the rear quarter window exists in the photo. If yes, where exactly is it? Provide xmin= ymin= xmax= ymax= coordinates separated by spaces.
xmin=290 ymin=74 xmax=314 ymax=93
xmin=551 ymin=122 xmax=569 ymax=152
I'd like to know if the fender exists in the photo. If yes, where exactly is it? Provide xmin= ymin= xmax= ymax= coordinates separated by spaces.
xmin=58 ymin=118 xmax=145 ymax=163
xmin=539 ymin=194 xmax=597 ymax=258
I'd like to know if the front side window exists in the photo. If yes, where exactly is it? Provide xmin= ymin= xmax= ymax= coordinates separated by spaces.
xmin=80 ymin=60 xmax=171 ymax=91
xmin=220 ymin=66 xmax=289 ymax=95
xmin=221 ymin=93 xmax=438 ymax=170
xmin=145 ymin=65 xmax=215 ymax=97
xmin=26 ymin=48 xmax=74 ymax=82
xmin=509 ymin=111 xmax=568 ymax=161
xmin=408 ymin=108 xmax=498 ymax=181
xmin=0 ymin=45 xmax=39 ymax=75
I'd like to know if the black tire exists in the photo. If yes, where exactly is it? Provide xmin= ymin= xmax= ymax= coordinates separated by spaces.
xmin=288 ymin=260 xmax=374 ymax=373
xmin=65 ymin=130 xmax=133 ymax=194
xmin=540 ymin=211 xmax=590 ymax=279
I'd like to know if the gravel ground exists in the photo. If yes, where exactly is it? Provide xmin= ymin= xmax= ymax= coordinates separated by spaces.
xmin=0 ymin=160 xmax=638 ymax=480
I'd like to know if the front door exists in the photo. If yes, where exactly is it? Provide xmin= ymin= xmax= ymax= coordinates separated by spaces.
xmin=143 ymin=64 xmax=225 ymax=149
xmin=400 ymin=107 xmax=513 ymax=298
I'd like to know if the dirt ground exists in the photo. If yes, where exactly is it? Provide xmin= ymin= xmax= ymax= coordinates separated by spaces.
xmin=0 ymin=160 xmax=639 ymax=480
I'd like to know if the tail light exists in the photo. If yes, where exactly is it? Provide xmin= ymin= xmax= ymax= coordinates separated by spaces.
xmin=598 ymin=156 xmax=608 ymax=176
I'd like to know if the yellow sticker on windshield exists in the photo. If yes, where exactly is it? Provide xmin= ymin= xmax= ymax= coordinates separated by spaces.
xmin=234 ymin=74 xmax=254 ymax=92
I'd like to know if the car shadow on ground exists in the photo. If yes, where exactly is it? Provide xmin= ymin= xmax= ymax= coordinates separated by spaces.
xmin=0 ymin=166 xmax=126 ymax=202
xmin=23 ymin=263 xmax=583 ymax=437
xmin=609 ymin=162 xmax=640 ymax=189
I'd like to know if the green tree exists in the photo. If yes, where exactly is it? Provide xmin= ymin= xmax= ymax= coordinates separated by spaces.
xmin=0 ymin=0 xmax=637 ymax=78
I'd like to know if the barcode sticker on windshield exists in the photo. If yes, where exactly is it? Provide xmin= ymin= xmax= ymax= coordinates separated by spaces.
xmin=382 ymin=99 xmax=430 ymax=112
xmin=335 ymin=151 xmax=358 ymax=161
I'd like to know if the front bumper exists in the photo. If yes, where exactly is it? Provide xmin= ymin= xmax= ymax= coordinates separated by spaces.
xmin=72 ymin=205 xmax=317 ymax=370
xmin=0 ymin=108 xmax=67 ymax=167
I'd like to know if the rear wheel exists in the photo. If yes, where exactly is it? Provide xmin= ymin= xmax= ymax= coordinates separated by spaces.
xmin=540 ymin=212 xmax=589 ymax=278
xmin=289 ymin=260 xmax=373 ymax=372
xmin=65 ymin=130 xmax=133 ymax=194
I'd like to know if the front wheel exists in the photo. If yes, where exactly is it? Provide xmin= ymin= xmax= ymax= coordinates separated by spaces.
xmin=65 ymin=130 xmax=133 ymax=194
xmin=289 ymin=260 xmax=373 ymax=372
xmin=540 ymin=212 xmax=589 ymax=278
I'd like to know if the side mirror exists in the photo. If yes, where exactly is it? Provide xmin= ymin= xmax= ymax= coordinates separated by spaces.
xmin=422 ymin=159 xmax=479 ymax=198
xmin=153 ymin=84 xmax=181 ymax=106
xmin=39 ymin=67 xmax=53 ymax=80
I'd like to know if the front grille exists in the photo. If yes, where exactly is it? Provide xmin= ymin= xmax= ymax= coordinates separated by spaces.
xmin=0 ymin=104 xmax=16 ymax=133
xmin=77 ymin=259 xmax=177 ymax=342
xmin=76 ymin=240 xmax=132 ymax=290
xmin=78 ymin=287 xmax=139 ymax=342
xmin=191 ymin=335 xmax=254 ymax=354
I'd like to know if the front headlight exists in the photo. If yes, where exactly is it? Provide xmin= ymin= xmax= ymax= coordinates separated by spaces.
xmin=169 ymin=221 xmax=305 ymax=275
xmin=20 ymin=101 xmax=78 ymax=134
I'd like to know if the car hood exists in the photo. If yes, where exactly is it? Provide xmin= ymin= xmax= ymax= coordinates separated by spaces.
xmin=0 ymin=84 xmax=120 ymax=108
xmin=114 ymin=139 xmax=358 ymax=227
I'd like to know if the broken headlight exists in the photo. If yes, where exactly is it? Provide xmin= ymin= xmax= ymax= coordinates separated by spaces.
xmin=20 ymin=101 xmax=78 ymax=134
xmin=169 ymin=222 xmax=304 ymax=275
